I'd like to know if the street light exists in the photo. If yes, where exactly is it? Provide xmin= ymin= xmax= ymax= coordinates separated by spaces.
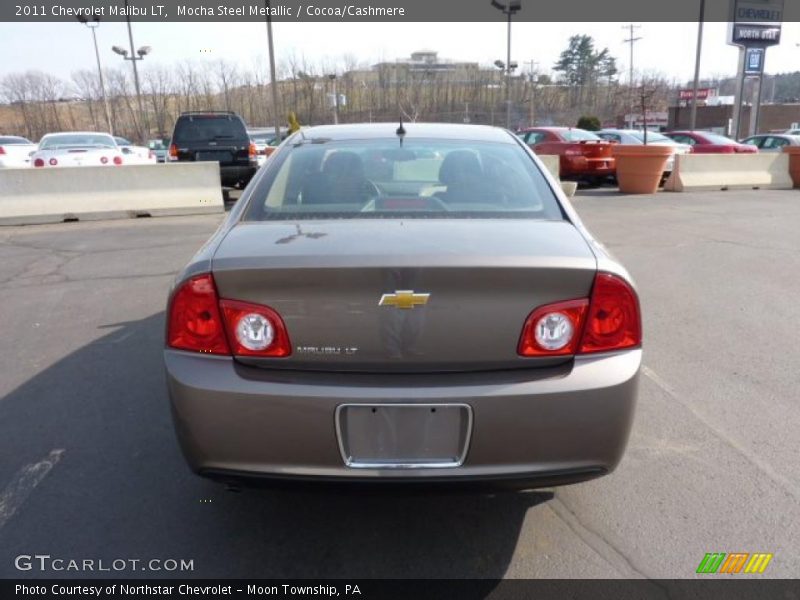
xmin=76 ymin=13 xmax=113 ymax=135
xmin=328 ymin=74 xmax=339 ymax=124
xmin=111 ymin=0 xmax=150 ymax=143
xmin=490 ymin=0 xmax=521 ymax=130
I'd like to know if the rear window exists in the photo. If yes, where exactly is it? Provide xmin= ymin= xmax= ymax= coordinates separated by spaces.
xmin=0 ymin=136 xmax=32 ymax=144
xmin=702 ymin=133 xmax=737 ymax=145
xmin=244 ymin=138 xmax=564 ymax=221
xmin=561 ymin=129 xmax=601 ymax=142
xmin=173 ymin=115 xmax=248 ymax=143
xmin=39 ymin=134 xmax=115 ymax=149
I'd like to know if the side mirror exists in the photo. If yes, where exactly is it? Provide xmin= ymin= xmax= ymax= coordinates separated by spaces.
xmin=122 ymin=147 xmax=132 ymax=154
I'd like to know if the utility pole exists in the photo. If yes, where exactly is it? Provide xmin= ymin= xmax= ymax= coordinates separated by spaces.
xmin=491 ymin=0 xmax=521 ymax=130
xmin=623 ymin=24 xmax=642 ymax=129
xmin=77 ymin=14 xmax=113 ymax=135
xmin=690 ymin=0 xmax=706 ymax=130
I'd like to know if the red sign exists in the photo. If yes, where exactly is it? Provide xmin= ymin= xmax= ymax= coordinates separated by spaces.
xmin=679 ymin=88 xmax=716 ymax=101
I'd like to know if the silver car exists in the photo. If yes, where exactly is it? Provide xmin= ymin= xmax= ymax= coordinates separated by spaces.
xmin=164 ymin=123 xmax=641 ymax=489
xmin=598 ymin=129 xmax=691 ymax=174
xmin=740 ymin=133 xmax=800 ymax=152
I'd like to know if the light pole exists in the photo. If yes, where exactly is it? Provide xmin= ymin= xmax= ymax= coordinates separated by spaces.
xmin=491 ymin=0 xmax=521 ymax=130
xmin=328 ymin=74 xmax=339 ymax=124
xmin=494 ymin=59 xmax=518 ymax=128
xmin=264 ymin=0 xmax=282 ymax=143
xmin=77 ymin=14 xmax=113 ymax=135
xmin=111 ymin=0 xmax=150 ymax=143
xmin=689 ymin=0 xmax=706 ymax=130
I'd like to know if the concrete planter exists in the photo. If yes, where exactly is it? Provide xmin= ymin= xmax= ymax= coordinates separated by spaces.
xmin=612 ymin=144 xmax=673 ymax=195
xmin=782 ymin=146 xmax=800 ymax=188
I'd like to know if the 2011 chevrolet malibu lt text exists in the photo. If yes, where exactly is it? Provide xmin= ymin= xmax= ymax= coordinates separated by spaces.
xmin=164 ymin=123 xmax=641 ymax=489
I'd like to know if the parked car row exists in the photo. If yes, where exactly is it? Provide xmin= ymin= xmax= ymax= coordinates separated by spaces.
xmin=517 ymin=125 xmax=800 ymax=185
xmin=0 ymin=132 xmax=157 ymax=168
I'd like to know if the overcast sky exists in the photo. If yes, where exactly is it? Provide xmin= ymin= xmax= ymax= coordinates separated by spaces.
xmin=2 ymin=21 xmax=800 ymax=86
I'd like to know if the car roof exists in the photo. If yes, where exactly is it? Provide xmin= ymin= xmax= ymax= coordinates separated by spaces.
xmin=296 ymin=123 xmax=516 ymax=143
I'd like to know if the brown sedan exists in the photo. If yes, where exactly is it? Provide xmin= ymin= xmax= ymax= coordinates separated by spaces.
xmin=164 ymin=123 xmax=641 ymax=489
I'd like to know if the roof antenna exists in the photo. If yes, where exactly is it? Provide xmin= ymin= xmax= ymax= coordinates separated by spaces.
xmin=396 ymin=117 xmax=406 ymax=147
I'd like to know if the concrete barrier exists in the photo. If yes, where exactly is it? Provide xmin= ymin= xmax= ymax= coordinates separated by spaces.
xmin=0 ymin=163 xmax=224 ymax=225
xmin=538 ymin=154 xmax=576 ymax=198
xmin=663 ymin=153 xmax=793 ymax=192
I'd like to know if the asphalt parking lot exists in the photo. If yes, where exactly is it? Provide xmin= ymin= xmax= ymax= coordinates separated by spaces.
xmin=0 ymin=189 xmax=798 ymax=579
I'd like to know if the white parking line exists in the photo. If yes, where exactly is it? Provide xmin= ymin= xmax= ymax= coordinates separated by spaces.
xmin=642 ymin=365 xmax=800 ymax=503
xmin=0 ymin=449 xmax=64 ymax=530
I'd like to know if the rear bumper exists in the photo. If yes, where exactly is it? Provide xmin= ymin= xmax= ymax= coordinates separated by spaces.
xmin=561 ymin=157 xmax=616 ymax=179
xmin=165 ymin=349 xmax=640 ymax=488
xmin=219 ymin=164 xmax=257 ymax=186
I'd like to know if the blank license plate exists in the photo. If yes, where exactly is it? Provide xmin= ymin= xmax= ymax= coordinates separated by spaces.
xmin=196 ymin=151 xmax=231 ymax=162
xmin=336 ymin=403 xmax=472 ymax=468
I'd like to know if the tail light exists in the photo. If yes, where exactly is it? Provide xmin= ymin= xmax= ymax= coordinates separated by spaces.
xmin=148 ymin=150 xmax=155 ymax=160
xmin=34 ymin=158 xmax=44 ymax=167
xmin=248 ymin=142 xmax=257 ymax=158
xmin=167 ymin=273 xmax=292 ymax=358
xmin=220 ymin=300 xmax=292 ymax=357
xmin=100 ymin=156 xmax=109 ymax=164
xmin=113 ymin=155 xmax=123 ymax=165
xmin=168 ymin=143 xmax=178 ymax=160
xmin=518 ymin=272 xmax=641 ymax=357
xmin=49 ymin=158 xmax=58 ymax=166
xmin=0 ymin=146 xmax=6 ymax=155
xmin=167 ymin=274 xmax=230 ymax=355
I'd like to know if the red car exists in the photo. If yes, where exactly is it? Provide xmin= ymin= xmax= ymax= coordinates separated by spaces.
xmin=518 ymin=127 xmax=615 ymax=185
xmin=664 ymin=131 xmax=757 ymax=154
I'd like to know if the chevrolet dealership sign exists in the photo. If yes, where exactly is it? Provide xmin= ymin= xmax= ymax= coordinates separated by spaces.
xmin=728 ymin=0 xmax=783 ymax=47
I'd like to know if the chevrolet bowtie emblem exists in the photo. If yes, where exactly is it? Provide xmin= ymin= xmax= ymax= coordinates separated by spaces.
xmin=379 ymin=290 xmax=430 ymax=309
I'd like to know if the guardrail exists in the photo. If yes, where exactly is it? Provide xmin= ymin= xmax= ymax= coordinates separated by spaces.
xmin=0 ymin=163 xmax=224 ymax=226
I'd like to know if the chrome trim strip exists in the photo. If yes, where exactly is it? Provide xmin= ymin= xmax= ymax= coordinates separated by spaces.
xmin=334 ymin=402 xmax=473 ymax=469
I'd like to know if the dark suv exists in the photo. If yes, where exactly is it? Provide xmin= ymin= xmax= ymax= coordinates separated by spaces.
xmin=168 ymin=111 xmax=258 ymax=188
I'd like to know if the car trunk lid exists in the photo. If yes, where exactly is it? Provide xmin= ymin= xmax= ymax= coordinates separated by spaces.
xmin=211 ymin=219 xmax=598 ymax=372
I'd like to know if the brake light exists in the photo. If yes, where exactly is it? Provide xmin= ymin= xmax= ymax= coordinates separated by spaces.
xmin=100 ymin=156 xmax=108 ymax=164
xmin=518 ymin=272 xmax=641 ymax=357
xmin=167 ymin=273 xmax=292 ymax=358
xmin=113 ymin=155 xmax=123 ymax=165
xmin=578 ymin=273 xmax=641 ymax=354
xmin=0 ymin=146 xmax=5 ymax=155
xmin=148 ymin=150 xmax=155 ymax=159
xmin=34 ymin=158 xmax=44 ymax=167
xmin=248 ymin=142 xmax=257 ymax=158
xmin=220 ymin=299 xmax=292 ymax=357
xmin=167 ymin=274 xmax=230 ymax=355
xmin=168 ymin=143 xmax=178 ymax=159
xmin=49 ymin=158 xmax=58 ymax=166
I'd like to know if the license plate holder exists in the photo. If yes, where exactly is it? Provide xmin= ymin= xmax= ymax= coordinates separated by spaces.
xmin=335 ymin=403 xmax=472 ymax=469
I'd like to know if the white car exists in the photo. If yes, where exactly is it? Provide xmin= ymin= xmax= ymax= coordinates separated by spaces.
xmin=114 ymin=136 xmax=157 ymax=164
xmin=597 ymin=129 xmax=692 ymax=173
xmin=0 ymin=135 xmax=37 ymax=168
xmin=31 ymin=132 xmax=125 ymax=168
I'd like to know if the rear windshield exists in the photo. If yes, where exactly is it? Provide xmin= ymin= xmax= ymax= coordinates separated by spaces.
xmin=244 ymin=138 xmax=564 ymax=221
xmin=702 ymin=133 xmax=737 ymax=145
xmin=0 ymin=136 xmax=32 ymax=144
xmin=630 ymin=131 xmax=671 ymax=143
xmin=39 ymin=134 xmax=115 ymax=149
xmin=561 ymin=129 xmax=601 ymax=142
xmin=173 ymin=115 xmax=248 ymax=143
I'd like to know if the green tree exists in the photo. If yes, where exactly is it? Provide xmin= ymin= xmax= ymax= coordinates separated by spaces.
xmin=554 ymin=35 xmax=618 ymax=109
xmin=577 ymin=115 xmax=601 ymax=131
